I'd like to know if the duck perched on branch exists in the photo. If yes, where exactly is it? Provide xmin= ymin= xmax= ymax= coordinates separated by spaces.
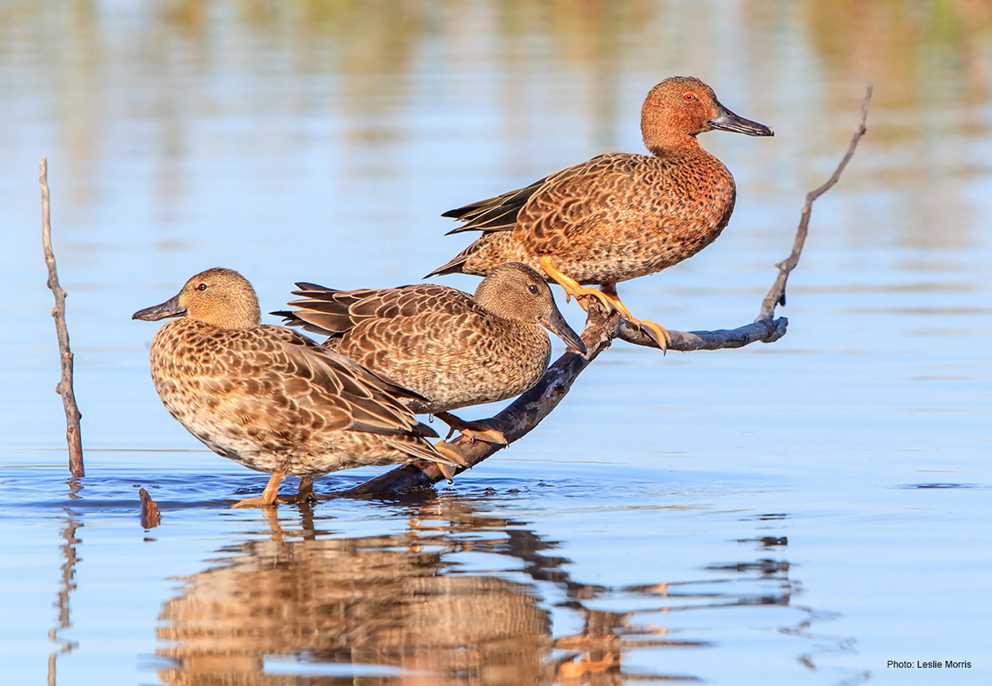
xmin=430 ymin=76 xmax=773 ymax=351
xmin=275 ymin=263 xmax=586 ymax=445
xmin=133 ymin=268 xmax=463 ymax=507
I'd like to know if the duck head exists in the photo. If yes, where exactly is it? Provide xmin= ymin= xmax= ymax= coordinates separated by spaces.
xmin=132 ymin=267 xmax=261 ymax=329
xmin=475 ymin=263 xmax=587 ymax=357
xmin=641 ymin=76 xmax=773 ymax=153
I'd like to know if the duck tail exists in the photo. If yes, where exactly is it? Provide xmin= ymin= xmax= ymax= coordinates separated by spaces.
xmin=410 ymin=420 xmax=439 ymax=438
xmin=380 ymin=435 xmax=461 ymax=468
xmin=270 ymin=308 xmax=345 ymax=337
xmin=271 ymin=309 xmax=304 ymax=326
xmin=272 ymin=283 xmax=370 ymax=337
xmin=425 ymin=241 xmax=481 ymax=278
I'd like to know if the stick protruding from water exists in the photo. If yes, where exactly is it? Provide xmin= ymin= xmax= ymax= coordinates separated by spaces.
xmin=40 ymin=157 xmax=85 ymax=479
xmin=139 ymin=488 xmax=161 ymax=529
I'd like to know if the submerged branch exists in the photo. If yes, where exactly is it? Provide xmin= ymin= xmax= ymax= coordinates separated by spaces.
xmin=347 ymin=85 xmax=872 ymax=497
xmin=40 ymin=158 xmax=85 ymax=479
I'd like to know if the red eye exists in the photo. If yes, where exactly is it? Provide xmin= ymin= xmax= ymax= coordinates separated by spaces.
xmin=683 ymin=92 xmax=697 ymax=102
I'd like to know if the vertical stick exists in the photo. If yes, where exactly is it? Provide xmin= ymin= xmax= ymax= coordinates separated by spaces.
xmin=40 ymin=158 xmax=85 ymax=478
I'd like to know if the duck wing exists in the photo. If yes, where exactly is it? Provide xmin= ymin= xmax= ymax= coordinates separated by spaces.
xmin=510 ymin=153 xmax=647 ymax=254
xmin=442 ymin=175 xmax=549 ymax=234
xmin=274 ymin=284 xmax=473 ymax=339
xmin=264 ymin=327 xmax=434 ymax=436
xmin=441 ymin=154 xmax=622 ymax=237
xmin=271 ymin=329 xmax=461 ymax=466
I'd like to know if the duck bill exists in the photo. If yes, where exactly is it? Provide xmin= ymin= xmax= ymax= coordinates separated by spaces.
xmin=709 ymin=102 xmax=773 ymax=137
xmin=132 ymin=294 xmax=186 ymax=321
xmin=543 ymin=309 xmax=588 ymax=357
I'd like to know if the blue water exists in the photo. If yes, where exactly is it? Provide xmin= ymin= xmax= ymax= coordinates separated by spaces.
xmin=1 ymin=2 xmax=990 ymax=684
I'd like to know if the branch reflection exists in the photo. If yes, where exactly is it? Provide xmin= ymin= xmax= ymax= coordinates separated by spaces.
xmin=48 ymin=480 xmax=82 ymax=686
xmin=156 ymin=498 xmax=802 ymax=685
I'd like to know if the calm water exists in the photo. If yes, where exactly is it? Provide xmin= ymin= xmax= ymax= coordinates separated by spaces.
xmin=1 ymin=2 xmax=991 ymax=684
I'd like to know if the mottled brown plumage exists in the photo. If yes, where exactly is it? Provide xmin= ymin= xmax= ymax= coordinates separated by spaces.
xmin=133 ymin=268 xmax=461 ymax=507
xmin=274 ymin=263 xmax=586 ymax=416
xmin=429 ymin=76 xmax=772 ymax=349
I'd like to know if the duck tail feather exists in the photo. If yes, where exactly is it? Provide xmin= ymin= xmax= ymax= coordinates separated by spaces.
xmin=425 ymin=241 xmax=482 ymax=278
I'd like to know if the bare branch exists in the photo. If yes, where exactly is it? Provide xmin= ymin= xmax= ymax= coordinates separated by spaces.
xmin=40 ymin=158 xmax=85 ymax=479
xmin=618 ymin=317 xmax=789 ymax=351
xmin=758 ymin=84 xmax=873 ymax=322
xmin=347 ymin=86 xmax=872 ymax=497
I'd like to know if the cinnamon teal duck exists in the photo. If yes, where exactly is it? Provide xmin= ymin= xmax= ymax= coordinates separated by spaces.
xmin=274 ymin=263 xmax=586 ymax=445
xmin=133 ymin=268 xmax=463 ymax=508
xmin=429 ymin=76 xmax=773 ymax=351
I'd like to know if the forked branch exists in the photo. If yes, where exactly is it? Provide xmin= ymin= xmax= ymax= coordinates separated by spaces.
xmin=347 ymin=85 xmax=872 ymax=497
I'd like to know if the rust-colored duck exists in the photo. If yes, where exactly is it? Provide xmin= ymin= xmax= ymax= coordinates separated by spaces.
xmin=133 ymin=268 xmax=462 ymax=508
xmin=274 ymin=263 xmax=586 ymax=445
xmin=429 ymin=76 xmax=773 ymax=350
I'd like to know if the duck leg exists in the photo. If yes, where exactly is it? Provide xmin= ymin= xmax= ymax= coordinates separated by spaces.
xmin=539 ymin=257 xmax=671 ymax=351
xmin=599 ymin=283 xmax=671 ymax=352
xmin=431 ymin=441 xmax=472 ymax=483
xmin=232 ymin=471 xmax=285 ymax=509
xmin=538 ymin=256 xmax=618 ymax=312
xmin=277 ymin=476 xmax=316 ymax=506
xmin=435 ymin=411 xmax=508 ymax=446
xmin=296 ymin=476 xmax=315 ymax=503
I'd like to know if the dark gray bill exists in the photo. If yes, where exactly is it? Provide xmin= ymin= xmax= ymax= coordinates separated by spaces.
xmin=709 ymin=102 xmax=773 ymax=136
xmin=132 ymin=294 xmax=185 ymax=321
xmin=543 ymin=308 xmax=588 ymax=357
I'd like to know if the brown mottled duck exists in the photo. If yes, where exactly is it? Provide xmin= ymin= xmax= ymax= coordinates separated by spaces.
xmin=274 ymin=263 xmax=586 ymax=445
xmin=429 ymin=76 xmax=773 ymax=351
xmin=132 ymin=268 xmax=463 ymax=508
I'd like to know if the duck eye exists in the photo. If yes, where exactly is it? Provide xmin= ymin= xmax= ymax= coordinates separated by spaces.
xmin=196 ymin=283 xmax=208 ymax=292
xmin=527 ymin=284 xmax=540 ymax=295
xmin=683 ymin=92 xmax=697 ymax=102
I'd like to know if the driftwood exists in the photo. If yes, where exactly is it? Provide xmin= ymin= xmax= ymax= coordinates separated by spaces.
xmin=40 ymin=158 xmax=85 ymax=479
xmin=346 ymin=85 xmax=873 ymax=497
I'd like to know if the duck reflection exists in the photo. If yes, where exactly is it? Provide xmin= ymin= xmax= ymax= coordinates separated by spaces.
xmin=155 ymin=499 xmax=800 ymax=685
xmin=156 ymin=501 xmax=554 ymax=685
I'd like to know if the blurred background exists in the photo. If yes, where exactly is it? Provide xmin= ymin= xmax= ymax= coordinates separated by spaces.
xmin=1 ymin=1 xmax=990 ymax=685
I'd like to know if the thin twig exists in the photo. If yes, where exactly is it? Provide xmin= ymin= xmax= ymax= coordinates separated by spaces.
xmin=347 ymin=86 xmax=872 ymax=497
xmin=40 ymin=157 xmax=85 ymax=478
xmin=758 ymin=84 xmax=872 ymax=322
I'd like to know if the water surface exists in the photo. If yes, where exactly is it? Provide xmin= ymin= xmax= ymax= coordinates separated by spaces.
xmin=1 ymin=2 xmax=990 ymax=684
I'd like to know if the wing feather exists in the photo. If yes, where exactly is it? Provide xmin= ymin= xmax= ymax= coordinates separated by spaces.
xmin=441 ymin=154 xmax=622 ymax=238
xmin=442 ymin=175 xmax=548 ymax=234
xmin=275 ymin=284 xmax=474 ymax=339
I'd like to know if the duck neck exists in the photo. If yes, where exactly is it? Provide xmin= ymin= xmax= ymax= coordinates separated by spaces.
xmin=641 ymin=107 xmax=704 ymax=156
xmin=644 ymin=133 xmax=702 ymax=157
xmin=191 ymin=303 xmax=261 ymax=330
xmin=473 ymin=279 xmax=509 ymax=319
